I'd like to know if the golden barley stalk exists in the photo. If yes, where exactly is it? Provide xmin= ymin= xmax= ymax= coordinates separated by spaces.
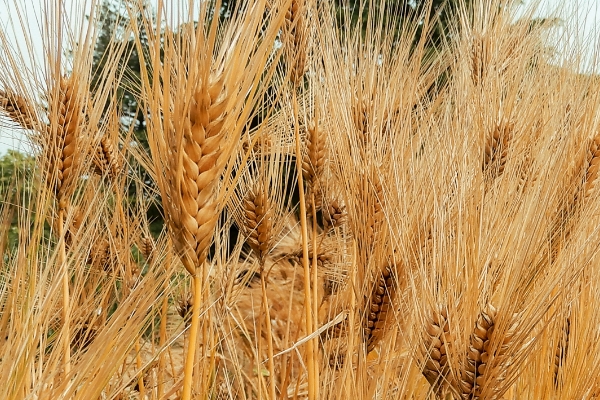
xmin=261 ymin=273 xmax=277 ymax=400
xmin=157 ymin=249 xmax=172 ymax=400
xmin=162 ymin=56 xmax=239 ymax=400
xmin=310 ymin=191 xmax=320 ymax=390
xmin=241 ymin=181 xmax=277 ymax=399
xmin=45 ymin=74 xmax=85 ymax=376
xmin=176 ymin=77 xmax=227 ymax=399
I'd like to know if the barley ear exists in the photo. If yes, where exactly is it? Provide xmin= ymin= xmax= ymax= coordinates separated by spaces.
xmin=364 ymin=265 xmax=395 ymax=353
xmin=458 ymin=304 xmax=513 ymax=399
xmin=352 ymin=97 xmax=372 ymax=144
xmin=169 ymin=78 xmax=226 ymax=275
xmin=302 ymin=121 xmax=326 ymax=199
xmin=582 ymin=135 xmax=600 ymax=200
xmin=323 ymin=199 xmax=346 ymax=230
xmin=93 ymin=135 xmax=121 ymax=180
xmin=553 ymin=316 xmax=571 ymax=387
xmin=47 ymin=75 xmax=85 ymax=211
xmin=483 ymin=121 xmax=513 ymax=182
xmin=284 ymin=0 xmax=307 ymax=87
xmin=422 ymin=306 xmax=451 ymax=394
xmin=243 ymin=185 xmax=273 ymax=266
xmin=0 ymin=90 xmax=41 ymax=130
xmin=140 ymin=234 xmax=155 ymax=264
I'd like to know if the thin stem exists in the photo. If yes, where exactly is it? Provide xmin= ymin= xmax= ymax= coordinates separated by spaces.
xmin=58 ymin=209 xmax=71 ymax=377
xmin=182 ymin=272 xmax=202 ymax=400
xmin=310 ymin=192 xmax=320 ymax=398
xmin=293 ymin=91 xmax=316 ymax=400
xmin=158 ymin=245 xmax=173 ymax=399
xmin=204 ymin=261 xmax=214 ymax=397
xmin=262 ymin=273 xmax=277 ymax=400
xmin=344 ymin=239 xmax=358 ymax=397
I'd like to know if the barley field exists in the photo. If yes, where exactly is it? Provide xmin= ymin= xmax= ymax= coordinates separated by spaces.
xmin=1 ymin=0 xmax=600 ymax=399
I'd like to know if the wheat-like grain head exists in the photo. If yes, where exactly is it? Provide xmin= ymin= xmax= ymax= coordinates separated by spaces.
xmin=93 ymin=135 xmax=121 ymax=180
xmin=284 ymin=0 xmax=307 ymax=87
xmin=483 ymin=120 xmax=513 ymax=182
xmin=139 ymin=233 xmax=155 ymax=264
xmin=242 ymin=184 xmax=273 ymax=265
xmin=579 ymin=135 xmax=600 ymax=201
xmin=302 ymin=121 xmax=326 ymax=199
xmin=422 ymin=306 xmax=452 ymax=395
xmin=364 ymin=264 xmax=396 ymax=353
xmin=45 ymin=75 xmax=86 ymax=211
xmin=323 ymin=199 xmax=346 ymax=230
xmin=0 ymin=90 xmax=41 ymax=130
xmin=457 ymin=305 xmax=516 ymax=399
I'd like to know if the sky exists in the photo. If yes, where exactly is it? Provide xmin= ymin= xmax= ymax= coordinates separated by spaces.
xmin=0 ymin=0 xmax=598 ymax=155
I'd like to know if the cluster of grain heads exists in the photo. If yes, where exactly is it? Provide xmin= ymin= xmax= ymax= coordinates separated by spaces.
xmin=4 ymin=0 xmax=600 ymax=397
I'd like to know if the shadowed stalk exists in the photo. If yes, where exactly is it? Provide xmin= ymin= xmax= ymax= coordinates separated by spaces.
xmin=310 ymin=191 xmax=320 ymax=393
